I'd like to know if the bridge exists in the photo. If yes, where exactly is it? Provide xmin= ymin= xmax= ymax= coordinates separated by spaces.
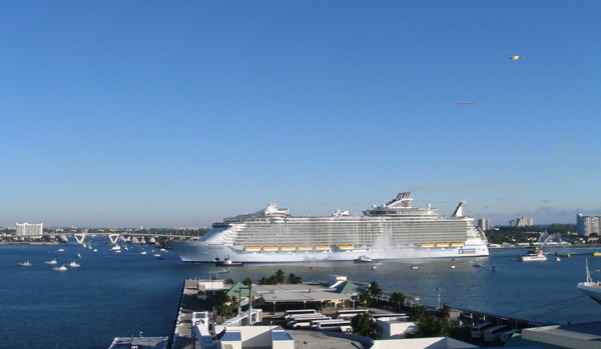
xmin=11 ymin=232 xmax=197 ymax=245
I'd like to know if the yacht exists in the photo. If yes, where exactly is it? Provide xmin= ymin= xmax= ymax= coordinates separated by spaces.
xmin=517 ymin=247 xmax=547 ymax=262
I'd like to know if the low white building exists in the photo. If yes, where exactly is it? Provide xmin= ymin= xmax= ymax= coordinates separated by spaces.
xmin=218 ymin=326 xmax=294 ymax=349
xmin=375 ymin=318 xmax=418 ymax=339
xmin=370 ymin=337 xmax=478 ymax=349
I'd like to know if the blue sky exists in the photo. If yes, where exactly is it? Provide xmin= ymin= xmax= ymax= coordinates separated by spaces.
xmin=2 ymin=1 xmax=600 ymax=228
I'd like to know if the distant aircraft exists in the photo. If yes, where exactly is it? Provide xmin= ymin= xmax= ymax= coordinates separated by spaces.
xmin=457 ymin=101 xmax=476 ymax=105
xmin=509 ymin=55 xmax=524 ymax=61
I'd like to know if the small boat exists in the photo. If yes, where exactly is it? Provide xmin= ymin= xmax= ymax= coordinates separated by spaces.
xmin=57 ymin=248 xmax=65 ymax=252
xmin=594 ymin=252 xmax=601 ymax=257
xmin=578 ymin=259 xmax=601 ymax=304
xmin=111 ymin=245 xmax=121 ymax=251
xmin=53 ymin=265 xmax=68 ymax=271
xmin=309 ymin=266 xmax=317 ymax=270
xmin=140 ymin=251 xmax=147 ymax=255
xmin=45 ymin=259 xmax=58 ymax=265
xmin=354 ymin=255 xmax=376 ymax=263
xmin=556 ymin=257 xmax=561 ymax=262
xmin=518 ymin=247 xmax=547 ymax=262
xmin=451 ymin=265 xmax=456 ymax=269
xmin=218 ymin=268 xmax=230 ymax=273
xmin=410 ymin=265 xmax=419 ymax=270
xmin=371 ymin=266 xmax=377 ymax=270
xmin=77 ymin=253 xmax=82 ymax=258
xmin=472 ymin=263 xmax=483 ymax=268
xmin=153 ymin=254 xmax=163 ymax=259
xmin=67 ymin=261 xmax=80 ymax=268
xmin=215 ymin=256 xmax=244 ymax=267
xmin=17 ymin=260 xmax=32 ymax=267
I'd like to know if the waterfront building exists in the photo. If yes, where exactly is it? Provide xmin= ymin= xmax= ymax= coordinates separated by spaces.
xmin=477 ymin=218 xmax=491 ymax=231
xmin=509 ymin=217 xmax=533 ymax=227
xmin=577 ymin=214 xmax=601 ymax=236
xmin=15 ymin=223 xmax=43 ymax=237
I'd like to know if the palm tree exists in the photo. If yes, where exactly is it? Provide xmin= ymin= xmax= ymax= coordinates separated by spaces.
xmin=390 ymin=292 xmax=405 ymax=311
xmin=367 ymin=281 xmax=382 ymax=305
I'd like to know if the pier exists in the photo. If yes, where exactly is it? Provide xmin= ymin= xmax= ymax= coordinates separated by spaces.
xmin=171 ymin=279 xmax=200 ymax=349
xmin=168 ymin=277 xmax=554 ymax=349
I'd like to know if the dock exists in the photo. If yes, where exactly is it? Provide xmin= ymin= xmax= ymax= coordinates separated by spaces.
xmin=171 ymin=279 xmax=200 ymax=349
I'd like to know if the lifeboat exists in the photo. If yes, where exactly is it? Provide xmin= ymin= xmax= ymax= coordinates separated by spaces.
xmin=297 ymin=246 xmax=313 ymax=251
xmin=435 ymin=242 xmax=450 ymax=247
xmin=420 ymin=243 xmax=435 ymax=247
xmin=315 ymin=245 xmax=330 ymax=251
xmin=244 ymin=246 xmax=261 ymax=252
xmin=280 ymin=246 xmax=296 ymax=251
xmin=450 ymin=242 xmax=465 ymax=247
xmin=337 ymin=244 xmax=354 ymax=250
xmin=262 ymin=246 xmax=279 ymax=252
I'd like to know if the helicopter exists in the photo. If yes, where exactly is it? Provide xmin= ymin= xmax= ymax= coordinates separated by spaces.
xmin=509 ymin=55 xmax=524 ymax=61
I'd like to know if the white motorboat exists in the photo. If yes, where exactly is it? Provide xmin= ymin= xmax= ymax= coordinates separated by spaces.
xmin=53 ymin=265 xmax=68 ymax=271
xmin=17 ymin=260 xmax=32 ymax=267
xmin=577 ymin=259 xmax=601 ymax=305
xmin=67 ymin=261 xmax=80 ymax=268
xmin=45 ymin=259 xmax=58 ymax=265
xmin=354 ymin=255 xmax=376 ymax=263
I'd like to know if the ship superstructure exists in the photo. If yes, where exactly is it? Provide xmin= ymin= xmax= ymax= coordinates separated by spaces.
xmin=169 ymin=192 xmax=489 ymax=263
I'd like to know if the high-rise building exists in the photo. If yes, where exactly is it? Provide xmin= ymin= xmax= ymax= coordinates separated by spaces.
xmin=577 ymin=214 xmax=601 ymax=236
xmin=16 ymin=223 xmax=43 ymax=236
xmin=510 ymin=217 xmax=534 ymax=227
xmin=477 ymin=218 xmax=491 ymax=231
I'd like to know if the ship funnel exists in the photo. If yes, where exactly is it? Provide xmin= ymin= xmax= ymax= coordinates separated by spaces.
xmin=452 ymin=202 xmax=465 ymax=217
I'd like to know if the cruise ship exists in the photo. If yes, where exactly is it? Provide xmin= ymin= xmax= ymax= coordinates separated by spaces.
xmin=169 ymin=192 xmax=489 ymax=263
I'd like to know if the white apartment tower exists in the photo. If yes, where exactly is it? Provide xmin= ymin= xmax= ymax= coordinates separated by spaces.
xmin=16 ymin=223 xmax=43 ymax=236
xmin=477 ymin=218 xmax=491 ymax=231
xmin=510 ymin=217 xmax=534 ymax=227
xmin=577 ymin=214 xmax=601 ymax=236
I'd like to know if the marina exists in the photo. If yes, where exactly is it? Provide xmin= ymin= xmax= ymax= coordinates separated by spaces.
xmin=3 ymin=242 xmax=601 ymax=347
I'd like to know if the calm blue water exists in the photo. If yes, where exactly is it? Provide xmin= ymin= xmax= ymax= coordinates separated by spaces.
xmin=1 ymin=242 xmax=600 ymax=348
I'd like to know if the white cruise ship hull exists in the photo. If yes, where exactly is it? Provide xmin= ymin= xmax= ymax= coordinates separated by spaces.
xmin=169 ymin=240 xmax=489 ymax=263
xmin=170 ymin=192 xmax=490 ymax=263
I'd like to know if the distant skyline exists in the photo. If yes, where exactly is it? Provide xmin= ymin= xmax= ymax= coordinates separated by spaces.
xmin=3 ymin=1 xmax=601 ymax=228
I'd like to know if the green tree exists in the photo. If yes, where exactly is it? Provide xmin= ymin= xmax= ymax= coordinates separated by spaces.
xmin=287 ymin=273 xmax=302 ymax=284
xmin=274 ymin=269 xmax=285 ymax=284
xmin=410 ymin=304 xmax=452 ymax=338
xmin=351 ymin=312 xmax=373 ymax=337
xmin=242 ymin=278 xmax=253 ymax=286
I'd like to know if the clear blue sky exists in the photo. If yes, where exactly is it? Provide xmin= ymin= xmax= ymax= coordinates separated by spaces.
xmin=2 ymin=1 xmax=600 ymax=228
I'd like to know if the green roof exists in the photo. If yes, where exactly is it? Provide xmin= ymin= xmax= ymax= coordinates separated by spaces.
xmin=226 ymin=282 xmax=261 ymax=298
xmin=335 ymin=281 xmax=362 ymax=294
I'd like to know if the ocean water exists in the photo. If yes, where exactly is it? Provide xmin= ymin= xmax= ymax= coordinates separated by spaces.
xmin=1 ymin=241 xmax=600 ymax=348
